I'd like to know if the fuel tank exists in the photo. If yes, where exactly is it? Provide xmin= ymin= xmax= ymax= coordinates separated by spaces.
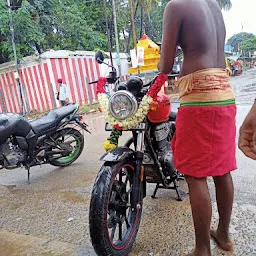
xmin=147 ymin=92 xmax=171 ymax=123
xmin=0 ymin=113 xmax=31 ymax=144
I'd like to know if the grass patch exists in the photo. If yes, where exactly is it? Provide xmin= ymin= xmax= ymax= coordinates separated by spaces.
xmin=78 ymin=103 xmax=99 ymax=115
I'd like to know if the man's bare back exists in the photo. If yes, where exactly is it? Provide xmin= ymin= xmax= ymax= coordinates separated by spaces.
xmin=158 ymin=0 xmax=226 ymax=76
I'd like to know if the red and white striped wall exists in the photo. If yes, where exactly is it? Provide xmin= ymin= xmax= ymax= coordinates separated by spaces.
xmin=0 ymin=52 xmax=130 ymax=114
xmin=0 ymin=71 xmax=22 ymax=113
xmin=48 ymin=57 xmax=102 ymax=108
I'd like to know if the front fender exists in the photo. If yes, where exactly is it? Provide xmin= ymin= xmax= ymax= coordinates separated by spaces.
xmin=100 ymin=147 xmax=134 ymax=162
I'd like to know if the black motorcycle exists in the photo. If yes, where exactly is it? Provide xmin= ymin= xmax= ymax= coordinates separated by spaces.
xmin=0 ymin=103 xmax=90 ymax=181
xmin=89 ymin=51 xmax=184 ymax=256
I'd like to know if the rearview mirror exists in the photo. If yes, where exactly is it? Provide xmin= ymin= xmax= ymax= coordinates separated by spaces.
xmin=95 ymin=51 xmax=104 ymax=64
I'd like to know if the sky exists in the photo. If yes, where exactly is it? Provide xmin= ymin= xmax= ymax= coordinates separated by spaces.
xmin=223 ymin=0 xmax=256 ymax=41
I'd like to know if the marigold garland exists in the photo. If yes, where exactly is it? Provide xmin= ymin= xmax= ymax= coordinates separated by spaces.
xmin=103 ymin=129 xmax=122 ymax=151
xmin=97 ymin=74 xmax=167 ymax=151
xmin=97 ymin=74 xmax=167 ymax=131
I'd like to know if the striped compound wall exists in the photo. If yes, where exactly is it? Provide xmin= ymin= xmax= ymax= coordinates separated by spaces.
xmin=0 ymin=52 xmax=129 ymax=114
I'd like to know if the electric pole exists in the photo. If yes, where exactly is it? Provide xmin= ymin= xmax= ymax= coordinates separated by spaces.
xmin=129 ymin=0 xmax=140 ymax=76
xmin=103 ymin=0 xmax=114 ymax=67
xmin=112 ymin=0 xmax=122 ymax=80
xmin=7 ymin=0 xmax=26 ymax=115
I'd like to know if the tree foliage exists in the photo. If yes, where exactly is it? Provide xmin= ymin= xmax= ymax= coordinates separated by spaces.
xmin=0 ymin=0 xmax=109 ymax=64
xmin=240 ymin=37 xmax=256 ymax=53
xmin=227 ymin=32 xmax=255 ymax=52
xmin=0 ymin=0 xmax=233 ymax=64
xmin=217 ymin=0 xmax=232 ymax=10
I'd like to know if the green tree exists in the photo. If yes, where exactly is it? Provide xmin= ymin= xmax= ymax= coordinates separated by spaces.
xmin=0 ymin=0 xmax=45 ymax=63
xmin=227 ymin=32 xmax=255 ymax=52
xmin=0 ymin=0 xmax=109 ymax=64
xmin=240 ymin=37 xmax=256 ymax=56
xmin=0 ymin=0 xmax=234 ymax=64
xmin=217 ymin=0 xmax=232 ymax=10
xmin=42 ymin=0 xmax=108 ymax=51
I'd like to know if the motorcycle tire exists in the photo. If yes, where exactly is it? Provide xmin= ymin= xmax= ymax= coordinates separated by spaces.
xmin=89 ymin=160 xmax=143 ymax=256
xmin=48 ymin=128 xmax=84 ymax=167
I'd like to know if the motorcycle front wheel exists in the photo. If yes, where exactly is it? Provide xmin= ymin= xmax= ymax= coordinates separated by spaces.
xmin=48 ymin=128 xmax=84 ymax=167
xmin=89 ymin=160 xmax=143 ymax=256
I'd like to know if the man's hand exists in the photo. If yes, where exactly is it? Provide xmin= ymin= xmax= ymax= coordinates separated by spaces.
xmin=238 ymin=102 xmax=256 ymax=160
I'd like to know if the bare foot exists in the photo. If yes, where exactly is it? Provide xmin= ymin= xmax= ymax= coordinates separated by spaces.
xmin=210 ymin=229 xmax=234 ymax=251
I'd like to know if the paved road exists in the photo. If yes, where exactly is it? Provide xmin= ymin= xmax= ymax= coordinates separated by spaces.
xmin=0 ymin=70 xmax=256 ymax=256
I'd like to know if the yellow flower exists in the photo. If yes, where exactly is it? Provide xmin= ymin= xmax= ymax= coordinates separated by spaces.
xmin=103 ymin=140 xmax=116 ymax=151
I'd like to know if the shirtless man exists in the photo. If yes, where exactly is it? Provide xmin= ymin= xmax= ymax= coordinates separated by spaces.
xmin=158 ymin=0 xmax=236 ymax=255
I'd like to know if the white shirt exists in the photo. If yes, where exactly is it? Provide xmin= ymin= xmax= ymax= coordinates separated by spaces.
xmin=59 ymin=84 xmax=69 ymax=101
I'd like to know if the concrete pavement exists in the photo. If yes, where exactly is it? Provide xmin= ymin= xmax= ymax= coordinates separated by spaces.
xmin=0 ymin=70 xmax=256 ymax=256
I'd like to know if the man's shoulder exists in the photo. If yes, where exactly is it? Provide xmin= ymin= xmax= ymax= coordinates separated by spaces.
xmin=166 ymin=0 xmax=186 ymax=7
xmin=165 ymin=0 xmax=187 ymax=15
xmin=167 ymin=0 xmax=210 ymax=12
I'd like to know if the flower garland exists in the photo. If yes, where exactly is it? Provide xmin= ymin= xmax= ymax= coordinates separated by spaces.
xmin=97 ymin=74 xmax=168 ymax=150
xmin=103 ymin=128 xmax=122 ymax=151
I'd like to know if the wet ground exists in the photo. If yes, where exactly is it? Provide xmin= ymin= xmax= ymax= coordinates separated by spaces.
xmin=0 ymin=69 xmax=256 ymax=256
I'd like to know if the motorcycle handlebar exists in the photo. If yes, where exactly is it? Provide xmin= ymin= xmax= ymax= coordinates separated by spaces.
xmin=88 ymin=81 xmax=98 ymax=85
xmin=88 ymin=76 xmax=121 ymax=86
xmin=143 ymin=71 xmax=179 ymax=88
xmin=143 ymin=74 xmax=159 ymax=88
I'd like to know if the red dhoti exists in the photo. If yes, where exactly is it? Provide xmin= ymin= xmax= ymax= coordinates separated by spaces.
xmin=171 ymin=68 xmax=237 ymax=178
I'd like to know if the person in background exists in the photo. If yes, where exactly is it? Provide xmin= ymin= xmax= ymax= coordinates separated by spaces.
xmin=158 ymin=0 xmax=236 ymax=255
xmin=57 ymin=78 xmax=69 ymax=106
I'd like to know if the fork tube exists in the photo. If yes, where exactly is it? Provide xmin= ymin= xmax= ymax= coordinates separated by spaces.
xmin=136 ymin=131 xmax=144 ymax=152
xmin=131 ymin=131 xmax=144 ymax=211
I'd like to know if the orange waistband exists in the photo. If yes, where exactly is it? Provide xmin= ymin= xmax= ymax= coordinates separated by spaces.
xmin=178 ymin=68 xmax=235 ymax=103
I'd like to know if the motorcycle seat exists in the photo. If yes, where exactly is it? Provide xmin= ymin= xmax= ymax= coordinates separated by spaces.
xmin=169 ymin=112 xmax=176 ymax=121
xmin=30 ymin=104 xmax=77 ymax=135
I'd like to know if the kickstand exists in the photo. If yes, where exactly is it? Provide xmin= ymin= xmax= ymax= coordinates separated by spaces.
xmin=173 ymin=180 xmax=183 ymax=201
xmin=27 ymin=167 xmax=30 ymax=184
xmin=151 ymin=183 xmax=160 ymax=198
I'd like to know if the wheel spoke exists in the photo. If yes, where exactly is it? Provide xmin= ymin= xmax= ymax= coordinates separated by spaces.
xmin=124 ymin=173 xmax=129 ymax=185
xmin=108 ymin=210 xmax=117 ymax=229
xmin=106 ymin=165 xmax=138 ymax=247
xmin=108 ymin=210 xmax=115 ymax=221
xmin=126 ymin=185 xmax=132 ymax=195
xmin=110 ymin=224 xmax=117 ymax=241
xmin=118 ymin=217 xmax=123 ymax=241
xmin=62 ymin=139 xmax=77 ymax=144
xmin=119 ymin=169 xmax=123 ymax=185
xmin=109 ymin=191 xmax=117 ymax=205
xmin=125 ymin=216 xmax=130 ymax=228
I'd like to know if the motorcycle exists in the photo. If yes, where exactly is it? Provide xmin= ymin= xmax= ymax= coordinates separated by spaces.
xmin=89 ymin=51 xmax=184 ymax=255
xmin=0 ymin=103 xmax=90 ymax=181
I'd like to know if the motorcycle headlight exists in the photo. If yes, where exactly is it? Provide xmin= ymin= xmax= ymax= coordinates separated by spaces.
xmin=109 ymin=91 xmax=138 ymax=120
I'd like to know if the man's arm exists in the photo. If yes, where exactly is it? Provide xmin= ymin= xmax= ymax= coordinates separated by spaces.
xmin=158 ymin=1 xmax=182 ymax=74
xmin=239 ymin=101 xmax=256 ymax=160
